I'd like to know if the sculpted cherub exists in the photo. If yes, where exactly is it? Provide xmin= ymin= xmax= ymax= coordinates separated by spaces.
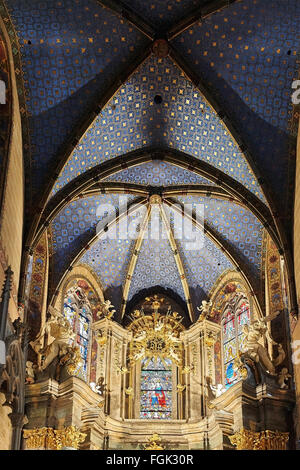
xmin=278 ymin=367 xmax=291 ymax=389
xmin=25 ymin=361 xmax=35 ymax=384
xmin=197 ymin=300 xmax=212 ymax=322
xmin=96 ymin=300 xmax=116 ymax=319
xmin=243 ymin=310 xmax=285 ymax=375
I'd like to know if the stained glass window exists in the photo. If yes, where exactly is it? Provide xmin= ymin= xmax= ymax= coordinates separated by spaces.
xmin=140 ymin=357 xmax=172 ymax=419
xmin=63 ymin=281 xmax=91 ymax=381
xmin=223 ymin=300 xmax=250 ymax=389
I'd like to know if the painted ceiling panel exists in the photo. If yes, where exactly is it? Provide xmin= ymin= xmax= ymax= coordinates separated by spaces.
xmin=51 ymin=193 xmax=137 ymax=277
xmin=54 ymin=54 xmax=265 ymax=203
xmin=5 ymin=0 xmax=149 ymax=196
xmin=173 ymin=195 xmax=264 ymax=278
xmin=164 ymin=204 xmax=234 ymax=308
xmin=121 ymin=0 xmax=201 ymax=29
xmin=103 ymin=161 xmax=216 ymax=186
xmin=75 ymin=205 xmax=148 ymax=312
xmin=128 ymin=206 xmax=186 ymax=302
xmin=172 ymin=0 xmax=300 ymax=210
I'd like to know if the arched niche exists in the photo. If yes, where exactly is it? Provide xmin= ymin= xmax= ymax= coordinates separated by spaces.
xmin=53 ymin=264 xmax=104 ymax=312
xmin=206 ymin=272 xmax=259 ymax=390
xmin=124 ymin=297 xmax=186 ymax=421
xmin=52 ymin=265 xmax=104 ymax=382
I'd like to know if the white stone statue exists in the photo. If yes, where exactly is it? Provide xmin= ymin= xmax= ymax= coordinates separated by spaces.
xmin=133 ymin=331 xmax=147 ymax=342
xmin=25 ymin=361 xmax=35 ymax=384
xmin=206 ymin=377 xmax=226 ymax=400
xmin=30 ymin=306 xmax=76 ymax=371
xmin=243 ymin=310 xmax=285 ymax=375
xmin=169 ymin=347 xmax=180 ymax=363
xmin=197 ymin=300 xmax=212 ymax=321
xmin=133 ymin=347 xmax=146 ymax=361
xmin=278 ymin=367 xmax=291 ymax=389
xmin=154 ymin=320 xmax=164 ymax=332
xmin=211 ymin=383 xmax=226 ymax=397
xmin=166 ymin=331 xmax=181 ymax=343
xmin=90 ymin=377 xmax=106 ymax=395
xmin=96 ymin=299 xmax=116 ymax=319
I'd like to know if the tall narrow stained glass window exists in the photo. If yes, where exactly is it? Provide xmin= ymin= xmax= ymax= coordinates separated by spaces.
xmin=140 ymin=357 xmax=172 ymax=419
xmin=63 ymin=281 xmax=91 ymax=381
xmin=223 ymin=298 xmax=250 ymax=389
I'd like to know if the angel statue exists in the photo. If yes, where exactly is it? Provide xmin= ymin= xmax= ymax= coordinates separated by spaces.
xmin=30 ymin=306 xmax=76 ymax=371
xmin=197 ymin=300 xmax=212 ymax=322
xmin=243 ymin=310 xmax=285 ymax=375
xmin=96 ymin=300 xmax=116 ymax=320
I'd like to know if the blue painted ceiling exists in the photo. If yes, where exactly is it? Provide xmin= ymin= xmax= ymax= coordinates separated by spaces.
xmin=5 ymin=0 xmax=298 ymax=316
xmin=49 ymin=193 xmax=261 ymax=313
xmin=172 ymin=195 xmax=264 ymax=279
xmin=103 ymin=161 xmax=216 ymax=186
xmin=4 ymin=0 xmax=149 ymax=197
xmin=54 ymin=54 xmax=266 ymax=202
xmin=121 ymin=0 xmax=201 ymax=29
xmin=51 ymin=193 xmax=138 ymax=279
xmin=173 ymin=0 xmax=300 ymax=209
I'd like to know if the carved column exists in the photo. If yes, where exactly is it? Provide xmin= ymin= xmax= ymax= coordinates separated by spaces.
xmin=0 ymin=266 xmax=13 ymax=368
xmin=9 ymin=411 xmax=26 ymax=450
xmin=181 ymin=322 xmax=202 ymax=421
xmin=181 ymin=319 xmax=221 ymax=420
xmin=92 ymin=318 xmax=131 ymax=420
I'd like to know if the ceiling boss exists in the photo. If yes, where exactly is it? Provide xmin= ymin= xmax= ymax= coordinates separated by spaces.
xmin=127 ymin=295 xmax=184 ymax=367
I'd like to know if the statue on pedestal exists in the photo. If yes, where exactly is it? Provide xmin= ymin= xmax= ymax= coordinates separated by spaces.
xmin=30 ymin=306 xmax=81 ymax=377
xmin=96 ymin=300 xmax=116 ymax=319
xmin=243 ymin=311 xmax=285 ymax=375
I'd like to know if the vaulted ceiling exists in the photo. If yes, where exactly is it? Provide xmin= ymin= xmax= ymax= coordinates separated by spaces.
xmin=2 ymin=0 xmax=299 ymax=316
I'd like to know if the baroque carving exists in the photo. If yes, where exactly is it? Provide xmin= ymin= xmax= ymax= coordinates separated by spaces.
xmin=127 ymin=307 xmax=184 ymax=366
xmin=229 ymin=428 xmax=289 ymax=450
xmin=196 ymin=300 xmax=212 ymax=322
xmin=243 ymin=311 xmax=285 ymax=375
xmin=23 ymin=426 xmax=86 ymax=450
xmin=29 ymin=306 xmax=82 ymax=376
xmin=143 ymin=433 xmax=165 ymax=450
xmin=96 ymin=300 xmax=116 ymax=320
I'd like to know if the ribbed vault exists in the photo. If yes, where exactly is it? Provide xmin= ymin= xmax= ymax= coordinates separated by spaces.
xmin=2 ymin=0 xmax=298 ymax=315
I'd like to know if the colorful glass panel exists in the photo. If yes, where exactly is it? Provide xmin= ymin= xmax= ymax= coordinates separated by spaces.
xmin=225 ymin=362 xmax=239 ymax=389
xmin=140 ymin=357 xmax=172 ymax=419
xmin=237 ymin=303 xmax=250 ymax=335
xmin=223 ymin=311 xmax=235 ymax=342
xmin=224 ymin=339 xmax=236 ymax=364
xmin=63 ymin=289 xmax=91 ymax=381
xmin=222 ymin=298 xmax=251 ymax=389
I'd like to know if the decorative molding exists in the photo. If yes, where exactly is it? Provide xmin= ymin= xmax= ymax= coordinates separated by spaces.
xmin=30 ymin=147 xmax=279 ymax=253
xmin=23 ymin=426 xmax=86 ymax=450
xmin=229 ymin=428 xmax=289 ymax=450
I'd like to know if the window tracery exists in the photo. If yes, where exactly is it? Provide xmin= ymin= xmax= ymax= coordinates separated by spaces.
xmin=63 ymin=279 xmax=98 ymax=381
xmin=222 ymin=291 xmax=251 ymax=389
xmin=140 ymin=357 xmax=173 ymax=419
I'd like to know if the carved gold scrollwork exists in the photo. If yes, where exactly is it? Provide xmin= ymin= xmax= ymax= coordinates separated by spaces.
xmin=229 ymin=428 xmax=289 ymax=450
xmin=23 ymin=426 xmax=86 ymax=450
xmin=144 ymin=433 xmax=165 ymax=450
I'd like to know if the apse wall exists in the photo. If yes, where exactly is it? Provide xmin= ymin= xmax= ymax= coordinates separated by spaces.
xmin=0 ymin=17 xmax=24 ymax=450
xmin=0 ymin=17 xmax=24 ymax=322
xmin=293 ymin=119 xmax=300 ymax=445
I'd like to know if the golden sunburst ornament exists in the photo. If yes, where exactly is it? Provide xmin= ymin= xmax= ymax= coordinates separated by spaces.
xmin=127 ymin=308 xmax=184 ymax=367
